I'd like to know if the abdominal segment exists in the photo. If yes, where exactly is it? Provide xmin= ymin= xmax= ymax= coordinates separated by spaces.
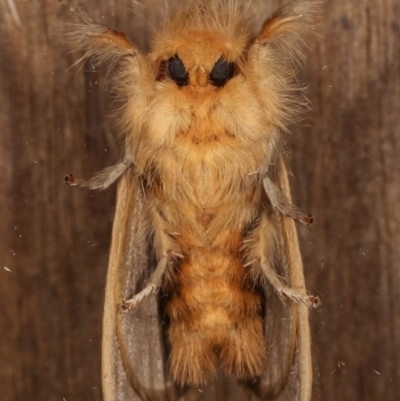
xmin=166 ymin=230 xmax=267 ymax=386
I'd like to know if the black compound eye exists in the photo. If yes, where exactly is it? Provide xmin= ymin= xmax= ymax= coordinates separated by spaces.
xmin=210 ymin=57 xmax=234 ymax=87
xmin=167 ymin=55 xmax=189 ymax=86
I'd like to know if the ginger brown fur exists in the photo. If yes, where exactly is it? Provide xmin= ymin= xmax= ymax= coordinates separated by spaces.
xmin=62 ymin=0 xmax=320 ymax=388
xmin=124 ymin=0 xmax=318 ymax=386
xmin=168 ymin=231 xmax=266 ymax=385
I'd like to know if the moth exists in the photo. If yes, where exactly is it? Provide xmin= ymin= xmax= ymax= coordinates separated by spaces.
xmin=59 ymin=0 xmax=321 ymax=400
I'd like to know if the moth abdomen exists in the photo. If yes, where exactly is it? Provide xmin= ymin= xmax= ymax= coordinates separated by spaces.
xmin=167 ymin=231 xmax=267 ymax=386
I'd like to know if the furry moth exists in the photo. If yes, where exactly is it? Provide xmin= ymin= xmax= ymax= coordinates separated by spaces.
xmin=59 ymin=0 xmax=321 ymax=400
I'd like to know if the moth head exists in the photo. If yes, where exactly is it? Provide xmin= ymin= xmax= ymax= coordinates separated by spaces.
xmin=105 ymin=0 xmax=321 ymax=158
xmin=139 ymin=1 xmax=321 ymax=113
xmin=150 ymin=1 xmax=251 ymax=91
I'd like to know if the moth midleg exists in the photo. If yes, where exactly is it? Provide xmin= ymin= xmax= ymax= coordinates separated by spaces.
xmin=123 ymin=205 xmax=179 ymax=310
xmin=263 ymin=176 xmax=313 ymax=225
xmin=122 ymin=255 xmax=168 ymax=310
xmin=259 ymin=261 xmax=314 ymax=307
xmin=65 ymin=157 xmax=133 ymax=190
xmin=248 ymin=213 xmax=315 ymax=308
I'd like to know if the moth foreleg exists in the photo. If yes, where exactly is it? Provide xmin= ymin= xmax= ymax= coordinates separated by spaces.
xmin=263 ymin=176 xmax=313 ymax=225
xmin=65 ymin=158 xmax=133 ymax=190
xmin=122 ymin=255 xmax=169 ymax=311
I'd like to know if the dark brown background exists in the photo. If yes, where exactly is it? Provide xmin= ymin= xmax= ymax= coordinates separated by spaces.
xmin=1 ymin=0 xmax=398 ymax=400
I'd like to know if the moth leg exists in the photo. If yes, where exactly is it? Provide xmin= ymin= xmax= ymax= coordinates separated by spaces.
xmin=259 ymin=260 xmax=319 ymax=308
xmin=122 ymin=255 xmax=169 ymax=311
xmin=262 ymin=176 xmax=313 ymax=225
xmin=246 ymin=214 xmax=319 ymax=308
xmin=65 ymin=158 xmax=133 ymax=190
xmin=122 ymin=207 xmax=181 ymax=310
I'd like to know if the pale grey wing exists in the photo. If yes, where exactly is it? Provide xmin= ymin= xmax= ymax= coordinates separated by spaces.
xmin=250 ymin=157 xmax=312 ymax=401
xmin=102 ymin=168 xmax=183 ymax=401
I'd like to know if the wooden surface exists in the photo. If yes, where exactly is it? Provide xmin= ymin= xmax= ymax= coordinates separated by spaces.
xmin=0 ymin=0 xmax=398 ymax=400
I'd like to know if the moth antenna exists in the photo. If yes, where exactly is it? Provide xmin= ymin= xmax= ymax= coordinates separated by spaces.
xmin=244 ymin=0 xmax=252 ymax=15
xmin=59 ymin=0 xmax=140 ymax=77
xmin=164 ymin=0 xmax=169 ymax=20
xmin=129 ymin=0 xmax=145 ymax=8
xmin=257 ymin=0 xmax=322 ymax=63
xmin=7 ymin=0 xmax=22 ymax=27
xmin=122 ymin=5 xmax=157 ymax=34
xmin=58 ymin=0 xmax=94 ymax=25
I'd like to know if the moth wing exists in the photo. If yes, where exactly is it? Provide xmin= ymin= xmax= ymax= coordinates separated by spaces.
xmin=102 ymin=169 xmax=182 ymax=401
xmin=251 ymin=157 xmax=312 ymax=401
